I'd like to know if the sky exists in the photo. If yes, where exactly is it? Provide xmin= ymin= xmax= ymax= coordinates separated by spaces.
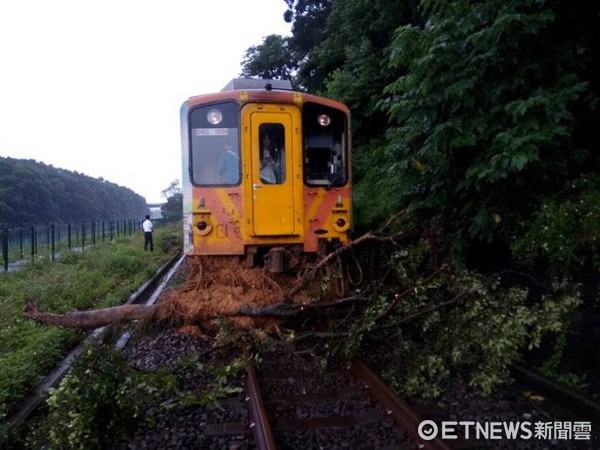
xmin=0 ymin=0 xmax=291 ymax=204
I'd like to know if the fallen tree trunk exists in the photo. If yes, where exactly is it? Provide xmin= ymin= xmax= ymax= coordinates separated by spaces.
xmin=23 ymin=294 xmax=370 ymax=329
xmin=22 ymin=220 xmax=432 ymax=331
xmin=24 ymin=300 xmax=156 ymax=330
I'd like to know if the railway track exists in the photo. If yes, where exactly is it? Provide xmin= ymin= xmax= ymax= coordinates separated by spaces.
xmin=243 ymin=349 xmax=454 ymax=450
xmin=119 ymin=335 xmax=465 ymax=449
xmin=116 ymin=327 xmax=599 ymax=449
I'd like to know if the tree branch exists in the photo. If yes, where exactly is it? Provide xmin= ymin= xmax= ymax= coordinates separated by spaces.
xmin=285 ymin=230 xmax=410 ymax=301
xmin=228 ymin=295 xmax=369 ymax=318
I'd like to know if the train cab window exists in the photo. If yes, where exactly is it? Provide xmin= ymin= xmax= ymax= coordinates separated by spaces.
xmin=189 ymin=102 xmax=240 ymax=186
xmin=259 ymin=123 xmax=285 ymax=184
xmin=302 ymin=103 xmax=348 ymax=187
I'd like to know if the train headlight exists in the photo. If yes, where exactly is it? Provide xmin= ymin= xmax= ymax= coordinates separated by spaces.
xmin=207 ymin=108 xmax=223 ymax=125
xmin=332 ymin=216 xmax=350 ymax=232
xmin=317 ymin=114 xmax=331 ymax=127
xmin=195 ymin=219 xmax=213 ymax=236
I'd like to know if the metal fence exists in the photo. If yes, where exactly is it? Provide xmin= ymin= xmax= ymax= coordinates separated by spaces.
xmin=1 ymin=219 xmax=142 ymax=272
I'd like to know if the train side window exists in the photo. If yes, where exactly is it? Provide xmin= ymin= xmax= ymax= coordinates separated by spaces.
xmin=259 ymin=123 xmax=285 ymax=184
xmin=303 ymin=104 xmax=348 ymax=187
xmin=189 ymin=102 xmax=240 ymax=186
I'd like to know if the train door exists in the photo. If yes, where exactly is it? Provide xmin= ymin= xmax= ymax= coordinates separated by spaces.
xmin=245 ymin=106 xmax=300 ymax=236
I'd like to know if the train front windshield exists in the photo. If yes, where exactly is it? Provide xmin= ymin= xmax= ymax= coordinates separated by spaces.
xmin=189 ymin=102 xmax=241 ymax=186
xmin=188 ymin=99 xmax=349 ymax=189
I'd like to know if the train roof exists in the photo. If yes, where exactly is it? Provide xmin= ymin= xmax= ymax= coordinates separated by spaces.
xmin=221 ymin=78 xmax=292 ymax=91
xmin=185 ymin=79 xmax=349 ymax=114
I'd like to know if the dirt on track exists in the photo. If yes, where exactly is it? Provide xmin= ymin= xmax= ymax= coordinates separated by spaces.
xmin=155 ymin=256 xmax=315 ymax=333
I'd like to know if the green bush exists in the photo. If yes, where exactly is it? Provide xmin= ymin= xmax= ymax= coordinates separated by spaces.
xmin=343 ymin=241 xmax=582 ymax=397
xmin=513 ymin=174 xmax=600 ymax=273
xmin=45 ymin=343 xmax=145 ymax=450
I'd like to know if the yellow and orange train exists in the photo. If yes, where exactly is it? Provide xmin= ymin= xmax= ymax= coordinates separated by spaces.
xmin=180 ymin=79 xmax=351 ymax=272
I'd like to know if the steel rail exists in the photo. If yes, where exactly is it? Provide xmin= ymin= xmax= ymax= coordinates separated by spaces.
xmin=511 ymin=362 xmax=600 ymax=424
xmin=245 ymin=365 xmax=278 ymax=450
xmin=350 ymin=360 xmax=454 ymax=450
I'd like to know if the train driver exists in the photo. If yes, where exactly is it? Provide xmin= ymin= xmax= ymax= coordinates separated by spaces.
xmin=217 ymin=140 xmax=239 ymax=184
xmin=260 ymin=131 xmax=283 ymax=184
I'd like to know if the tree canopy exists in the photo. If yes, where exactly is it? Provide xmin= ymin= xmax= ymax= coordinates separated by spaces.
xmin=160 ymin=179 xmax=183 ymax=223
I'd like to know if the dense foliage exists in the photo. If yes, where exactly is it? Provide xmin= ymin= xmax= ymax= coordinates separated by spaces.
xmin=0 ymin=157 xmax=149 ymax=224
xmin=43 ymin=342 xmax=176 ymax=450
xmin=335 ymin=239 xmax=581 ymax=397
xmin=376 ymin=0 xmax=599 ymax=273
xmin=242 ymin=0 xmax=599 ymax=395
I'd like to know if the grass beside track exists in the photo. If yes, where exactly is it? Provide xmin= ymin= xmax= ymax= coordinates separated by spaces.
xmin=0 ymin=222 xmax=182 ymax=432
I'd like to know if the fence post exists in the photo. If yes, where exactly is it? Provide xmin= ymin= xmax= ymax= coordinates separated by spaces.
xmin=51 ymin=224 xmax=56 ymax=261
xmin=19 ymin=227 xmax=23 ymax=260
xmin=82 ymin=223 xmax=86 ymax=252
xmin=30 ymin=225 xmax=35 ymax=261
xmin=2 ymin=226 xmax=8 ymax=272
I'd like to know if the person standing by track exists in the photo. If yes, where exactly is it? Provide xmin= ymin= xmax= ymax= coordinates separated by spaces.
xmin=142 ymin=215 xmax=154 ymax=251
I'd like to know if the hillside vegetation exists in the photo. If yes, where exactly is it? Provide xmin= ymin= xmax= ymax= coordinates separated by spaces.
xmin=0 ymin=157 xmax=149 ymax=224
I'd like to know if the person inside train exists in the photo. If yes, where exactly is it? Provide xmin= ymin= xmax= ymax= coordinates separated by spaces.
xmin=260 ymin=131 xmax=283 ymax=184
xmin=217 ymin=140 xmax=239 ymax=184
